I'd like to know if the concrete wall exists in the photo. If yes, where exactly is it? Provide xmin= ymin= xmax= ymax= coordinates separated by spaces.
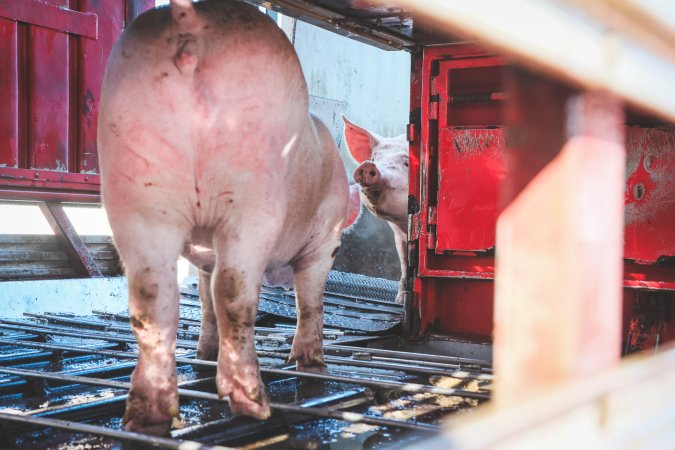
xmin=285 ymin=17 xmax=411 ymax=281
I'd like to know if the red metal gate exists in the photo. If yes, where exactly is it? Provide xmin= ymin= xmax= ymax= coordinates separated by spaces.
xmin=407 ymin=43 xmax=675 ymax=343
xmin=0 ymin=0 xmax=153 ymax=202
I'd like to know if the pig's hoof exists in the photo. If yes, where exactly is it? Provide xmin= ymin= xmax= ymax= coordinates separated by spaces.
xmin=229 ymin=388 xmax=272 ymax=420
xmin=288 ymin=349 xmax=326 ymax=373
xmin=196 ymin=344 xmax=219 ymax=361
xmin=395 ymin=291 xmax=404 ymax=304
xmin=123 ymin=389 xmax=179 ymax=436
xmin=220 ymin=382 xmax=271 ymax=420
xmin=124 ymin=418 xmax=172 ymax=436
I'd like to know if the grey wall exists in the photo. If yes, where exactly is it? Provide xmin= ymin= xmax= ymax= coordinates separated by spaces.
xmin=287 ymin=18 xmax=411 ymax=281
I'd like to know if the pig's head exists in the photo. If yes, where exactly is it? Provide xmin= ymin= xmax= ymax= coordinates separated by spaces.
xmin=343 ymin=116 xmax=409 ymax=232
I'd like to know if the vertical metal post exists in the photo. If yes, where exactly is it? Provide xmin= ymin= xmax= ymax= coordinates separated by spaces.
xmin=493 ymin=68 xmax=625 ymax=405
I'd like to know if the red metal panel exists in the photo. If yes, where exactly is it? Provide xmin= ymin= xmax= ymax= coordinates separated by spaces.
xmin=27 ymin=0 xmax=71 ymax=172
xmin=624 ymin=127 xmax=675 ymax=262
xmin=0 ymin=17 xmax=19 ymax=168
xmin=436 ymin=128 xmax=505 ymax=252
xmin=408 ymin=44 xmax=504 ymax=339
xmin=409 ymin=43 xmax=675 ymax=348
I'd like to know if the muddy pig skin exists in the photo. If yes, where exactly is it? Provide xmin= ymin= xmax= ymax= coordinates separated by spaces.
xmin=343 ymin=116 xmax=408 ymax=303
xmin=98 ymin=0 xmax=348 ymax=435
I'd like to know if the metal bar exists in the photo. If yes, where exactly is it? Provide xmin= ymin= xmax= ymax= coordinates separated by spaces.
xmin=243 ymin=0 xmax=414 ymax=50
xmin=0 ymin=0 xmax=98 ymax=39
xmin=172 ymin=388 xmax=370 ymax=439
xmin=0 ymin=412 xmax=232 ymax=450
xmin=0 ymin=367 xmax=440 ymax=432
xmin=0 ymin=338 xmax=491 ymax=400
xmin=38 ymin=202 xmax=102 ymax=277
xmin=262 ymin=287 xmax=403 ymax=313
xmin=324 ymin=344 xmax=491 ymax=367
xmin=0 ymin=319 xmax=487 ymax=379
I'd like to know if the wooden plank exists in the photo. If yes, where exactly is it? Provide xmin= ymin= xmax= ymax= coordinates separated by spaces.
xmin=27 ymin=1 xmax=71 ymax=172
xmin=38 ymin=202 xmax=102 ymax=277
xmin=493 ymin=69 xmax=625 ymax=405
xmin=435 ymin=344 xmax=675 ymax=449
xmin=0 ymin=250 xmax=67 ymax=262
xmin=0 ymin=0 xmax=98 ymax=40
xmin=0 ymin=234 xmax=58 ymax=244
xmin=383 ymin=0 xmax=675 ymax=122
xmin=0 ymin=17 xmax=19 ymax=168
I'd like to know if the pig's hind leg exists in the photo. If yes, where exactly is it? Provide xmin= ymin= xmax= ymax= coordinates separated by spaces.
xmin=210 ymin=235 xmax=273 ymax=420
xmin=288 ymin=242 xmax=338 ymax=372
xmin=113 ymin=220 xmax=186 ymax=435
xmin=196 ymin=269 xmax=219 ymax=361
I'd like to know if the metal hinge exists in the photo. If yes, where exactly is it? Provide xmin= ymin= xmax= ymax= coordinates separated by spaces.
xmin=427 ymin=206 xmax=437 ymax=225
xmin=426 ymin=206 xmax=437 ymax=250
xmin=428 ymin=96 xmax=439 ymax=121
xmin=409 ymin=212 xmax=422 ymax=241
xmin=406 ymin=122 xmax=418 ymax=143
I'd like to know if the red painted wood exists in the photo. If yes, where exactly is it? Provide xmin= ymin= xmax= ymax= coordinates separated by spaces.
xmin=27 ymin=0 xmax=71 ymax=172
xmin=0 ymin=0 xmax=145 ymax=200
xmin=77 ymin=0 xmax=126 ymax=174
xmin=494 ymin=70 xmax=625 ymax=404
xmin=0 ymin=0 xmax=98 ymax=39
xmin=0 ymin=17 xmax=19 ymax=168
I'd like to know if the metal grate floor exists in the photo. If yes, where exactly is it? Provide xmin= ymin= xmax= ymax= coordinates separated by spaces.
xmin=0 ymin=272 xmax=492 ymax=449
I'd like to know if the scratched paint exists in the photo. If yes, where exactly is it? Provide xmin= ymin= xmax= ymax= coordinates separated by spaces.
xmin=624 ymin=127 xmax=675 ymax=262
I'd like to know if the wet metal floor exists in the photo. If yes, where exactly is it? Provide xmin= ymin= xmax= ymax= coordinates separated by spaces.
xmin=0 ymin=272 xmax=492 ymax=449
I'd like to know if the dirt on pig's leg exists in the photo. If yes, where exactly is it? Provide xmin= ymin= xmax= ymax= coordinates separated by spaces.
xmin=115 ymin=223 xmax=185 ymax=435
xmin=210 ymin=236 xmax=272 ymax=420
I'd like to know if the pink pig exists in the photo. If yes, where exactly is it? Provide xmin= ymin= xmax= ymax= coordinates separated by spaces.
xmin=98 ymin=0 xmax=348 ymax=434
xmin=343 ymin=116 xmax=409 ymax=303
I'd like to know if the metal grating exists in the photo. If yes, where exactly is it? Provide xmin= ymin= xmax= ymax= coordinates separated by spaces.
xmin=0 ymin=274 xmax=492 ymax=449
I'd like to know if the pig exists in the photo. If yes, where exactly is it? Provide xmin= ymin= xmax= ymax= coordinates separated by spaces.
xmin=343 ymin=116 xmax=409 ymax=303
xmin=98 ymin=0 xmax=349 ymax=435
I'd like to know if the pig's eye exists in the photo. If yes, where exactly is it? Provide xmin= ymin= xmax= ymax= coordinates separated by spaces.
xmin=403 ymin=161 xmax=409 ymax=167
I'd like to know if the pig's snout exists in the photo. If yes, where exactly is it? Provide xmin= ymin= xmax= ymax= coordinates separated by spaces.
xmin=354 ymin=162 xmax=380 ymax=187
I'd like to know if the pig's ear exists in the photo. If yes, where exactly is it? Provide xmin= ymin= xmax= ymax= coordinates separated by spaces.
xmin=344 ymin=184 xmax=362 ymax=230
xmin=343 ymin=115 xmax=378 ymax=163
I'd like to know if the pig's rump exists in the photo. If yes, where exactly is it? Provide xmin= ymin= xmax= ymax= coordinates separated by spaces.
xmin=97 ymin=0 xmax=347 ymax=435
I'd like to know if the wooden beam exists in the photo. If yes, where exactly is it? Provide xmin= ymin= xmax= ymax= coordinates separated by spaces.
xmin=39 ymin=202 xmax=102 ymax=278
xmin=431 ymin=343 xmax=675 ymax=449
xmin=377 ymin=0 xmax=675 ymax=122
xmin=493 ymin=68 xmax=625 ymax=405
